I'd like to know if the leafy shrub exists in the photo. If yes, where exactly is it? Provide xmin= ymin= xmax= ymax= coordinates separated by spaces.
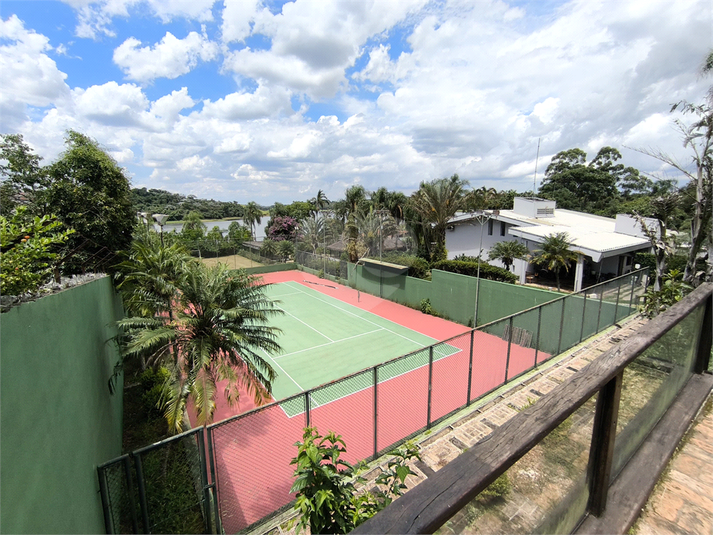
xmin=639 ymin=269 xmax=692 ymax=318
xmin=139 ymin=367 xmax=171 ymax=417
xmin=432 ymin=259 xmax=517 ymax=283
xmin=290 ymin=427 xmax=420 ymax=534
xmin=420 ymin=298 xmax=439 ymax=317
xmin=380 ymin=253 xmax=431 ymax=279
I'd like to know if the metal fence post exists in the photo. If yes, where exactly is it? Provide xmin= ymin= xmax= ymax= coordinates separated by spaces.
xmin=557 ymin=298 xmax=566 ymax=355
xmin=373 ymin=366 xmax=379 ymax=460
xmin=467 ymin=330 xmax=474 ymax=406
xmin=579 ymin=293 xmax=587 ymax=344
xmin=205 ymin=426 xmax=222 ymax=535
xmin=534 ymin=306 xmax=542 ymax=367
xmin=504 ymin=317 xmax=513 ymax=383
xmin=587 ymin=370 xmax=624 ymax=516
xmin=628 ymin=274 xmax=636 ymax=313
xmin=305 ymin=391 xmax=311 ymax=428
xmin=596 ymin=288 xmax=604 ymax=333
xmin=133 ymin=453 xmax=151 ymax=533
xmin=123 ymin=456 xmax=140 ymax=534
xmin=694 ymin=294 xmax=713 ymax=374
xmin=98 ymin=467 xmax=114 ymax=534
xmin=614 ymin=282 xmax=622 ymax=322
xmin=427 ymin=346 xmax=434 ymax=429
xmin=196 ymin=429 xmax=212 ymax=534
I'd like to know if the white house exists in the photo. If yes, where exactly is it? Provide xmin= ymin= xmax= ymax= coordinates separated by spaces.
xmin=446 ymin=197 xmax=654 ymax=292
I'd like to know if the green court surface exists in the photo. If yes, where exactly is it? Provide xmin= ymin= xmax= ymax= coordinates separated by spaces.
xmin=262 ymin=281 xmax=458 ymax=416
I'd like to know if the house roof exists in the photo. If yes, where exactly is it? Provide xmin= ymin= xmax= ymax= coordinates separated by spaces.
xmin=450 ymin=207 xmax=650 ymax=262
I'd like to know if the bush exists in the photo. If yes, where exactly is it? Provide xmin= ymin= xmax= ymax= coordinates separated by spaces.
xmin=420 ymin=298 xmax=439 ymax=317
xmin=139 ymin=367 xmax=171 ymax=417
xmin=380 ymin=253 xmax=431 ymax=279
xmin=432 ymin=259 xmax=517 ymax=283
xmin=480 ymin=473 xmax=511 ymax=500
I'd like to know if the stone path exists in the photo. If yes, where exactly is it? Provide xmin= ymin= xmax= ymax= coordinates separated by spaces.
xmin=632 ymin=394 xmax=713 ymax=535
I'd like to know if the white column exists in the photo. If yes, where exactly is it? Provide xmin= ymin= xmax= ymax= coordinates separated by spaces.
xmin=574 ymin=254 xmax=585 ymax=293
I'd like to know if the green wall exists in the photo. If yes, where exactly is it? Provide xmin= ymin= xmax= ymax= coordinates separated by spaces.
xmin=1 ymin=277 xmax=124 ymax=534
xmin=354 ymin=265 xmax=560 ymax=326
xmin=244 ymin=262 xmax=298 ymax=275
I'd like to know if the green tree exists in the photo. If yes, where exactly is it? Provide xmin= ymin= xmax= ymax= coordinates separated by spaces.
xmin=260 ymin=238 xmax=277 ymax=259
xmin=180 ymin=210 xmax=207 ymax=246
xmin=488 ymin=240 xmax=529 ymax=271
xmin=409 ymin=174 xmax=468 ymax=261
xmin=0 ymin=207 xmax=73 ymax=295
xmin=531 ymin=232 xmax=579 ymax=291
xmin=0 ymin=134 xmax=47 ymax=216
xmin=299 ymin=217 xmax=325 ymax=254
xmin=119 ymin=262 xmax=282 ymax=432
xmin=277 ymin=239 xmax=295 ymax=262
xmin=45 ymin=131 xmax=135 ymax=273
xmin=227 ymin=221 xmax=251 ymax=245
xmin=243 ymin=201 xmax=262 ymax=240
xmin=309 ymin=189 xmax=330 ymax=216
xmin=343 ymin=185 xmax=368 ymax=218
xmin=539 ymin=147 xmax=643 ymax=216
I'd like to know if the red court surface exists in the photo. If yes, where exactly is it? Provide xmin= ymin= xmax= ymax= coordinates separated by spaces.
xmin=196 ymin=270 xmax=551 ymax=533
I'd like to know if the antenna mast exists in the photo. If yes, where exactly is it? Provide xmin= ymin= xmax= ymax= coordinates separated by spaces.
xmin=533 ymin=137 xmax=541 ymax=198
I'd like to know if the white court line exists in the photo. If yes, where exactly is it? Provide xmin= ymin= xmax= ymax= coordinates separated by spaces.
xmin=273 ymin=328 xmax=385 ymax=361
xmin=285 ymin=280 xmax=435 ymax=346
xmin=260 ymin=348 xmax=304 ymax=391
xmin=276 ymin=303 xmax=335 ymax=342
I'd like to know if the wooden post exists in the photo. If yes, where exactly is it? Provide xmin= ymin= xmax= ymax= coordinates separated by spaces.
xmin=587 ymin=370 xmax=624 ymax=517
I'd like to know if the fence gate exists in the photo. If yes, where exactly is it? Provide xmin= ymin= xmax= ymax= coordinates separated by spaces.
xmin=98 ymin=427 xmax=220 ymax=534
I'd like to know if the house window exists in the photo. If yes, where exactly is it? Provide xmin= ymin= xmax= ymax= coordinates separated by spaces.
xmin=500 ymin=221 xmax=506 ymax=236
xmin=487 ymin=219 xmax=493 ymax=236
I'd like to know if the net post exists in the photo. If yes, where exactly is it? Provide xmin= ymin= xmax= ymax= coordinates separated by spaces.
xmin=133 ymin=452 xmax=151 ymax=533
xmin=579 ymin=293 xmax=587 ymax=344
xmin=504 ymin=317 xmax=513 ymax=383
xmin=557 ymin=298 xmax=566 ymax=355
xmin=373 ymin=366 xmax=379 ymax=460
xmin=534 ymin=306 xmax=542 ymax=367
xmin=466 ymin=330 xmax=474 ymax=406
xmin=427 ymin=346 xmax=434 ymax=429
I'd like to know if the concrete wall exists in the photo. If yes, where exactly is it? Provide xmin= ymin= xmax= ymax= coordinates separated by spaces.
xmin=1 ymin=277 xmax=124 ymax=534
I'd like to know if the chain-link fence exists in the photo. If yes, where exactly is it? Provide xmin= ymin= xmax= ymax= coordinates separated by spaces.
xmin=99 ymin=269 xmax=648 ymax=534
xmin=98 ymin=427 xmax=219 ymax=534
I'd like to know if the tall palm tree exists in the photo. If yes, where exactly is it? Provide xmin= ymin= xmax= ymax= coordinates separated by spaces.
xmin=409 ymin=174 xmax=468 ymax=261
xmin=532 ymin=232 xmax=579 ymax=292
xmin=344 ymin=185 xmax=367 ymax=217
xmin=488 ymin=240 xmax=529 ymax=272
xmin=243 ymin=201 xmax=262 ymax=240
xmin=309 ymin=189 xmax=330 ymax=216
xmin=299 ymin=217 xmax=325 ymax=254
xmin=119 ymin=262 xmax=283 ymax=432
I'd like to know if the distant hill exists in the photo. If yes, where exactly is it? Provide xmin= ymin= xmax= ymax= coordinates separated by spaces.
xmin=132 ymin=188 xmax=266 ymax=221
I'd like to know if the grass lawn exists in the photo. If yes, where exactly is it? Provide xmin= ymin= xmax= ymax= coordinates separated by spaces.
xmin=200 ymin=253 xmax=264 ymax=269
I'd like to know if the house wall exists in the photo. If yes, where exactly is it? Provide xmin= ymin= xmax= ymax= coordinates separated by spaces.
xmin=0 ymin=277 xmax=124 ymax=534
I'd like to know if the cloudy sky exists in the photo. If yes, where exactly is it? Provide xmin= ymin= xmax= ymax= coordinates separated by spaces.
xmin=1 ymin=0 xmax=710 ymax=204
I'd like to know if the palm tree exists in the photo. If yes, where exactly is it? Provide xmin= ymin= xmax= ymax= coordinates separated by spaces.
xmin=344 ymin=185 xmax=367 ymax=217
xmin=531 ymin=232 xmax=579 ymax=292
xmin=488 ymin=240 xmax=529 ymax=272
xmin=299 ymin=217 xmax=324 ymax=254
xmin=309 ymin=189 xmax=330 ymax=216
xmin=243 ymin=202 xmax=262 ymax=240
xmin=409 ymin=174 xmax=468 ymax=261
xmin=119 ymin=262 xmax=283 ymax=432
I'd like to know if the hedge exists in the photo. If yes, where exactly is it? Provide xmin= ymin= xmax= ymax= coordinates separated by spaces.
xmin=431 ymin=260 xmax=518 ymax=283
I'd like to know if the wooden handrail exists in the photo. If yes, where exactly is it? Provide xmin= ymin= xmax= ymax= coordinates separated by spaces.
xmin=352 ymin=283 xmax=713 ymax=534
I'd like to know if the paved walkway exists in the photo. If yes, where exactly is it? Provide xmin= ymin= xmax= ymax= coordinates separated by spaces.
xmin=632 ymin=394 xmax=713 ymax=535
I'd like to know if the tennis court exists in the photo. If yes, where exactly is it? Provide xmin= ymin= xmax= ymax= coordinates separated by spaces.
xmin=261 ymin=280 xmax=460 ymax=417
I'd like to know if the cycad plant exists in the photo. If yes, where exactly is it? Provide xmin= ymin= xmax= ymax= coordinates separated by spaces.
xmin=488 ymin=240 xmax=529 ymax=272
xmin=532 ymin=232 xmax=579 ymax=291
xmin=118 ymin=245 xmax=283 ymax=432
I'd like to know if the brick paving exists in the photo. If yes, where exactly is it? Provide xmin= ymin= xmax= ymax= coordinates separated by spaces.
xmin=632 ymin=394 xmax=713 ymax=535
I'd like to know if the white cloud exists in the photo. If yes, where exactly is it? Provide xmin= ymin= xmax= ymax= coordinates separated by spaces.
xmin=0 ymin=16 xmax=71 ymax=130
xmin=73 ymin=81 xmax=149 ymax=126
xmin=221 ymin=0 xmax=259 ymax=43
xmin=114 ymin=31 xmax=219 ymax=83
xmin=200 ymin=84 xmax=293 ymax=119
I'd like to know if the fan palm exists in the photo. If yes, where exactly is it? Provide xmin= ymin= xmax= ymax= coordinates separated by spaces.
xmin=488 ymin=240 xmax=529 ymax=272
xmin=532 ymin=232 xmax=579 ymax=292
xmin=119 ymin=262 xmax=283 ymax=432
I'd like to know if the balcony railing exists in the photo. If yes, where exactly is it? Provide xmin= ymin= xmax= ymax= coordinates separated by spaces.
xmin=353 ymin=283 xmax=713 ymax=535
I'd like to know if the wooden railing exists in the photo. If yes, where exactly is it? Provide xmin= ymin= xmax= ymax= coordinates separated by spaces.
xmin=353 ymin=283 xmax=713 ymax=534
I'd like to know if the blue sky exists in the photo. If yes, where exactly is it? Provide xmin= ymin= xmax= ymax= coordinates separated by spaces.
xmin=1 ymin=0 xmax=710 ymax=204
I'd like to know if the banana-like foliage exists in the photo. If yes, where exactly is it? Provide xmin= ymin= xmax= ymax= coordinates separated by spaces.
xmin=117 ymin=243 xmax=283 ymax=433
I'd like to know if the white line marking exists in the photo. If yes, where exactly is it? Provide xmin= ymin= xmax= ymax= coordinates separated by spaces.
xmin=275 ymin=302 xmax=335 ymax=342
xmin=285 ymin=280 xmax=435 ymax=346
xmin=273 ymin=328 xmax=385 ymax=360
xmin=261 ymin=348 xmax=303 ymax=391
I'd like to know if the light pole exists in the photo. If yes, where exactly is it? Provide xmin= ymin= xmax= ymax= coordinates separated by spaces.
xmin=471 ymin=210 xmax=498 ymax=327
xmin=153 ymin=213 xmax=168 ymax=247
